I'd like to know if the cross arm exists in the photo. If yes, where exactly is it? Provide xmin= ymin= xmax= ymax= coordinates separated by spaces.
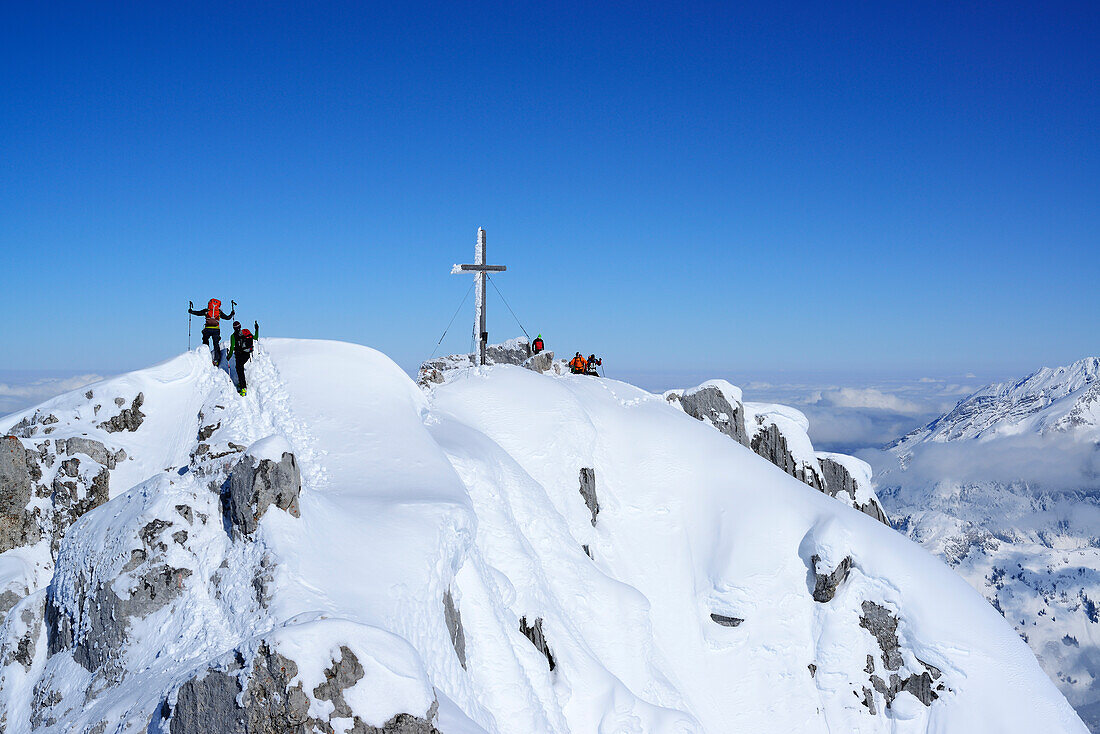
xmin=452 ymin=264 xmax=507 ymax=273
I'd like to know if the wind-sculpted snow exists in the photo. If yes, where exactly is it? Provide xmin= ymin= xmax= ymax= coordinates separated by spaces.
xmin=0 ymin=341 xmax=1088 ymax=732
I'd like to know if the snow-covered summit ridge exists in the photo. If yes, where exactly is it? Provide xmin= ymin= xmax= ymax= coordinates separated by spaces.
xmin=890 ymin=356 xmax=1100 ymax=450
xmin=0 ymin=340 xmax=1089 ymax=732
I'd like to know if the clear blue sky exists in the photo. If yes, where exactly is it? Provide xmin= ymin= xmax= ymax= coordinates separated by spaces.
xmin=2 ymin=1 xmax=1097 ymax=377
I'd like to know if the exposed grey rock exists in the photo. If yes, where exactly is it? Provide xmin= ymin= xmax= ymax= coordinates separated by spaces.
xmin=519 ymin=616 xmax=555 ymax=672
xmin=811 ymin=555 xmax=852 ymax=603
xmin=443 ymin=589 xmax=467 ymax=670
xmin=164 ymin=642 xmax=441 ymax=734
xmin=114 ymin=397 xmax=125 ymax=407
xmin=523 ymin=350 xmax=555 ymax=374
xmin=2 ymin=596 xmax=44 ymax=670
xmin=10 ymin=415 xmax=37 ymax=438
xmin=859 ymin=600 xmax=904 ymax=671
xmin=870 ymin=669 xmax=940 ymax=708
xmin=60 ymin=436 xmax=114 ymax=468
xmin=48 ymin=561 xmax=193 ymax=673
xmin=578 ymin=467 xmax=599 ymax=526
xmin=865 ymin=654 xmax=875 ymax=674
xmin=85 ymin=390 xmax=94 ymax=400
xmin=808 ymin=663 xmax=817 ymax=678
xmin=862 ymin=685 xmax=877 ymax=715
xmin=486 ymin=339 xmax=532 ymax=366
xmin=819 ymin=457 xmax=890 ymax=526
xmin=819 ymin=456 xmax=858 ymax=501
xmin=0 ymin=589 xmax=22 ymax=622
xmin=99 ymin=393 xmax=145 ymax=433
xmin=0 ymin=436 xmax=40 ymax=553
xmin=227 ymin=451 xmax=302 ymax=535
xmin=709 ymin=613 xmax=743 ymax=627
xmin=198 ymin=422 xmax=220 ymax=442
xmin=48 ymin=467 xmax=110 ymax=553
xmin=175 ymin=504 xmax=194 ymax=524
xmin=418 ymin=338 xmax=533 ymax=385
xmin=41 ymin=414 xmax=58 ymax=425
xmin=674 ymin=387 xmax=749 ymax=447
xmin=751 ymin=423 xmax=824 ymax=490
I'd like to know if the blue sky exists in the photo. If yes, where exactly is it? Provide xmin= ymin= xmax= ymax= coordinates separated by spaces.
xmin=2 ymin=1 xmax=1097 ymax=379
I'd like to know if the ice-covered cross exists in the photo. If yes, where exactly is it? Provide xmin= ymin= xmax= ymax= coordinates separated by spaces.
xmin=451 ymin=227 xmax=507 ymax=366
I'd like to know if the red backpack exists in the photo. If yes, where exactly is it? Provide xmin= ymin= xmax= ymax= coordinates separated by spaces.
xmin=206 ymin=299 xmax=221 ymax=320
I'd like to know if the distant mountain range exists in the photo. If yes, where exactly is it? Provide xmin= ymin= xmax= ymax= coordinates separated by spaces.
xmin=875 ymin=358 xmax=1100 ymax=731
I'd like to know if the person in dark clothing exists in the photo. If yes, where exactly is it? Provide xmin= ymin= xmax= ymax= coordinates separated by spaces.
xmin=532 ymin=334 xmax=545 ymax=354
xmin=228 ymin=321 xmax=259 ymax=396
xmin=188 ymin=299 xmax=235 ymax=365
xmin=585 ymin=354 xmax=602 ymax=376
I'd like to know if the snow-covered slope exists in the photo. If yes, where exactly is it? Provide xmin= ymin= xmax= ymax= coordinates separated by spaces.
xmin=0 ymin=340 xmax=1087 ymax=732
xmin=890 ymin=357 xmax=1100 ymax=449
xmin=875 ymin=358 xmax=1100 ymax=731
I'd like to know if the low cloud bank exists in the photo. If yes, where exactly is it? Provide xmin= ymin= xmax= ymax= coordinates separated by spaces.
xmin=865 ymin=433 xmax=1100 ymax=492
xmin=0 ymin=373 xmax=105 ymax=416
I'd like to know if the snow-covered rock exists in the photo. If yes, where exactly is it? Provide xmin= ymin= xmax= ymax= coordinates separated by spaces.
xmin=227 ymin=436 xmax=302 ymax=536
xmin=419 ymin=337 xmax=534 ymax=385
xmin=875 ymin=357 xmax=1100 ymax=731
xmin=668 ymin=381 xmax=890 ymax=525
xmin=0 ymin=341 xmax=1088 ymax=732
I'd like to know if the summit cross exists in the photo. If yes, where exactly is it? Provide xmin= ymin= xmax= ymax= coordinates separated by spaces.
xmin=451 ymin=227 xmax=507 ymax=366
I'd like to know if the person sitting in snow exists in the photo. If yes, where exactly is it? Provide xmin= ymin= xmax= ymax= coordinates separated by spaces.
xmin=569 ymin=352 xmax=587 ymax=374
xmin=585 ymin=354 xmax=602 ymax=376
xmin=228 ymin=320 xmax=259 ymax=396
xmin=188 ymin=298 xmax=235 ymax=365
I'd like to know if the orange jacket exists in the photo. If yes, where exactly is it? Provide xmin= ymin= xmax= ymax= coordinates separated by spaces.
xmin=569 ymin=356 xmax=587 ymax=373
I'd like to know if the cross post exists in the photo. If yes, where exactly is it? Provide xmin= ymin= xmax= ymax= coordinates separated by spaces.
xmin=451 ymin=227 xmax=506 ymax=366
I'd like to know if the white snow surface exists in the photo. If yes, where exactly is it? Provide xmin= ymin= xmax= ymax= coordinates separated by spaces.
xmin=0 ymin=340 xmax=1088 ymax=733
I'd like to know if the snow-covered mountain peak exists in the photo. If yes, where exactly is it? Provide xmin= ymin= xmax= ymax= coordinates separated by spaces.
xmin=890 ymin=356 xmax=1100 ymax=450
xmin=0 ymin=340 xmax=1088 ymax=732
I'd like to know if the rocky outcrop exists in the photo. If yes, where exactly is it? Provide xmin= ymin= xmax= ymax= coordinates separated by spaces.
xmin=520 ymin=616 xmax=556 ymax=672
xmin=811 ymin=554 xmax=852 ymax=603
xmin=672 ymin=386 xmax=749 ymax=447
xmin=443 ymin=589 xmax=467 ymax=670
xmin=0 ymin=436 xmax=39 ymax=553
xmin=46 ymin=515 xmax=192 ymax=675
xmin=418 ymin=338 xmax=533 ymax=385
xmin=579 ymin=467 xmax=599 ymax=526
xmin=55 ymin=436 xmax=126 ymax=469
xmin=227 ymin=449 xmax=302 ymax=535
xmin=751 ymin=423 xmax=825 ymax=491
xmin=859 ymin=600 xmax=904 ymax=671
xmin=818 ymin=456 xmax=889 ymax=526
xmin=98 ymin=393 xmax=145 ymax=433
xmin=162 ymin=641 xmax=441 ymax=734
xmin=709 ymin=613 xmax=743 ymax=627
xmin=524 ymin=350 xmax=555 ymax=374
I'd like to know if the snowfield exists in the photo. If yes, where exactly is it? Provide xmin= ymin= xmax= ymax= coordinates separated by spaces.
xmin=0 ymin=339 xmax=1087 ymax=732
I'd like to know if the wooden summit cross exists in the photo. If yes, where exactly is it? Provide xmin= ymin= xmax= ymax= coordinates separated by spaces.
xmin=451 ymin=227 xmax=506 ymax=366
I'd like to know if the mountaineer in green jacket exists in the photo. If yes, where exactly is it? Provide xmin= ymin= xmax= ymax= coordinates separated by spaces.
xmin=227 ymin=321 xmax=259 ymax=396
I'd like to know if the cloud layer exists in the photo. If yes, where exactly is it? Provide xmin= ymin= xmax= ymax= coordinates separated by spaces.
xmin=0 ymin=374 xmax=105 ymax=416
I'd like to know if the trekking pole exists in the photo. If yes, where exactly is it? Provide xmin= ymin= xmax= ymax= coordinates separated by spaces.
xmin=187 ymin=301 xmax=192 ymax=350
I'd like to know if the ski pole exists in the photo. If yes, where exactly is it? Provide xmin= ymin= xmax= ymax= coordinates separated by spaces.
xmin=188 ymin=301 xmax=192 ymax=350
